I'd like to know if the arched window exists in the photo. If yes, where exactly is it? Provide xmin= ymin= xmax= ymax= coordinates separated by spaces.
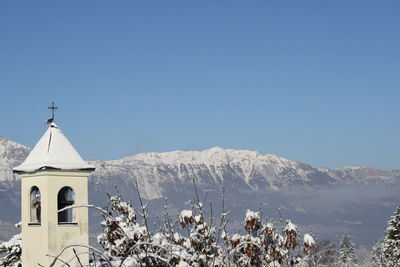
xmin=57 ymin=186 xmax=75 ymax=223
xmin=30 ymin=186 xmax=41 ymax=223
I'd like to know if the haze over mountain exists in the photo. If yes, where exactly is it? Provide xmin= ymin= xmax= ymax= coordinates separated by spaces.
xmin=0 ymin=136 xmax=399 ymax=246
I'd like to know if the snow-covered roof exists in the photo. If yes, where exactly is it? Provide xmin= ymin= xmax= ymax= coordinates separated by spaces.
xmin=13 ymin=123 xmax=95 ymax=173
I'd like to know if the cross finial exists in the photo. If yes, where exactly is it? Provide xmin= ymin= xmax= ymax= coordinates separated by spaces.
xmin=46 ymin=102 xmax=58 ymax=124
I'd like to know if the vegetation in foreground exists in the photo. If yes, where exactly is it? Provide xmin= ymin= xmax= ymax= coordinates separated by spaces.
xmin=1 ymin=181 xmax=399 ymax=267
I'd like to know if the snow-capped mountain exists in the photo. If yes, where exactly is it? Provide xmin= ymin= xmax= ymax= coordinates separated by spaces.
xmin=1 ymin=137 xmax=398 ymax=192
xmin=90 ymin=146 xmax=399 ymax=199
xmin=0 ymin=137 xmax=30 ymax=182
xmin=320 ymin=165 xmax=400 ymax=184
xmin=1 ymin=137 xmax=399 ymax=246
xmin=92 ymin=146 xmax=332 ymax=199
xmin=1 ymin=137 xmax=399 ymax=201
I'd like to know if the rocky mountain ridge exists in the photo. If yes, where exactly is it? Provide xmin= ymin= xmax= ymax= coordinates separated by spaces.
xmin=0 ymin=137 xmax=31 ymax=183
xmin=1 ymin=137 xmax=399 ymax=193
xmin=1 ymin=136 xmax=400 ymax=246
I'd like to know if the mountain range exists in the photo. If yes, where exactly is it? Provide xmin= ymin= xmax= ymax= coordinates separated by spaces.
xmin=1 ymin=136 xmax=399 ymax=246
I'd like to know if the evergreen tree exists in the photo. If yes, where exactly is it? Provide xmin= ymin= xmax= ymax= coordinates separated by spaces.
xmin=381 ymin=205 xmax=400 ymax=266
xmin=371 ymin=239 xmax=385 ymax=266
xmin=338 ymin=233 xmax=358 ymax=267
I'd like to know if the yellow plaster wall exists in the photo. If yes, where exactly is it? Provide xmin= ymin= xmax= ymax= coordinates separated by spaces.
xmin=20 ymin=170 xmax=91 ymax=267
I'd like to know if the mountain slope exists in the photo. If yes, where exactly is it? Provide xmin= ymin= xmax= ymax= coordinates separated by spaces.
xmin=90 ymin=146 xmax=399 ymax=199
xmin=0 ymin=137 xmax=30 ymax=182
xmin=0 ymin=138 xmax=399 ymax=246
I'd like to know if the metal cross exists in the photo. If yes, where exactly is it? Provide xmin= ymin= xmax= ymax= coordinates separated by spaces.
xmin=48 ymin=102 xmax=58 ymax=121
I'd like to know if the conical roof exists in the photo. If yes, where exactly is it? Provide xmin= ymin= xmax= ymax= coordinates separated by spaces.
xmin=13 ymin=123 xmax=95 ymax=173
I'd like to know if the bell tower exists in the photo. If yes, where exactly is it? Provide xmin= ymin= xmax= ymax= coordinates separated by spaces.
xmin=13 ymin=112 xmax=95 ymax=266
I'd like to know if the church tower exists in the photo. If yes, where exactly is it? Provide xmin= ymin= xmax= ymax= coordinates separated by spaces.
xmin=13 ymin=117 xmax=95 ymax=266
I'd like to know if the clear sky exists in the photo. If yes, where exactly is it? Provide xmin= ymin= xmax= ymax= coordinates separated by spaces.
xmin=0 ymin=1 xmax=399 ymax=170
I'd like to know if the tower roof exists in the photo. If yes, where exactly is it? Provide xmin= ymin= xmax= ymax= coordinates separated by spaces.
xmin=13 ymin=123 xmax=95 ymax=173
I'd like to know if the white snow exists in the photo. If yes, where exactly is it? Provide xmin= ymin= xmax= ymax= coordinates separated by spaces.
xmin=284 ymin=220 xmax=298 ymax=232
xmin=179 ymin=210 xmax=193 ymax=225
xmin=245 ymin=209 xmax=260 ymax=222
xmin=122 ymin=146 xmax=296 ymax=171
xmin=0 ymin=137 xmax=30 ymax=181
xmin=13 ymin=123 xmax=94 ymax=173
xmin=173 ymin=233 xmax=182 ymax=243
xmin=231 ymin=233 xmax=241 ymax=242
xmin=194 ymin=215 xmax=202 ymax=223
xmin=176 ymin=261 xmax=189 ymax=267
xmin=180 ymin=210 xmax=192 ymax=218
xmin=303 ymin=233 xmax=315 ymax=246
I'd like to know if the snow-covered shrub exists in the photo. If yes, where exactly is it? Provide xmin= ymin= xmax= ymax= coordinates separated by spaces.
xmin=92 ymin=189 xmax=312 ymax=266
xmin=283 ymin=220 xmax=299 ymax=251
xmin=244 ymin=210 xmax=261 ymax=234
xmin=223 ymin=212 xmax=300 ymax=266
xmin=48 ymin=180 xmax=313 ymax=266
xmin=97 ymin=194 xmax=171 ymax=266
xmin=298 ymin=239 xmax=338 ymax=267
xmin=0 ymin=223 xmax=21 ymax=267
xmin=303 ymin=234 xmax=315 ymax=255
xmin=175 ymin=206 xmax=220 ymax=266
xmin=91 ymin=190 xmax=308 ymax=266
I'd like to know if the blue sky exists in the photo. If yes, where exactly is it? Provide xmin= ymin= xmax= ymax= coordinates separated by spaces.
xmin=0 ymin=1 xmax=399 ymax=169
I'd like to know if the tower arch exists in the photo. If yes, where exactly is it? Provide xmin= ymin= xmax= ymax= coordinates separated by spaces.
xmin=29 ymin=186 xmax=41 ymax=224
xmin=57 ymin=186 xmax=75 ymax=223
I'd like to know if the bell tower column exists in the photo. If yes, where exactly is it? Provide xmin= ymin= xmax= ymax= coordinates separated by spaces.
xmin=14 ymin=118 xmax=95 ymax=267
